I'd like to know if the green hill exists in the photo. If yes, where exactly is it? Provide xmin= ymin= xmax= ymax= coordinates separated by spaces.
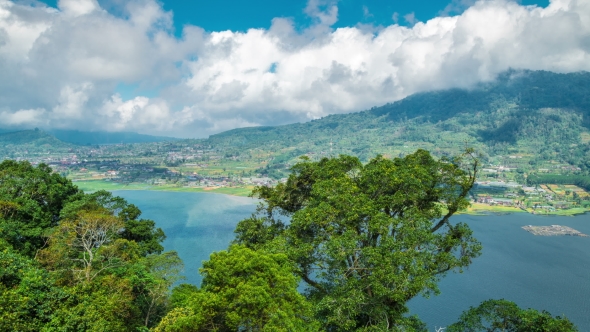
xmin=0 ymin=129 xmax=74 ymax=158
xmin=203 ymin=70 xmax=590 ymax=173
xmin=0 ymin=129 xmax=70 ymax=147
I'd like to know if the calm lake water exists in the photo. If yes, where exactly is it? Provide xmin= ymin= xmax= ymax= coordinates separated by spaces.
xmin=113 ymin=190 xmax=590 ymax=330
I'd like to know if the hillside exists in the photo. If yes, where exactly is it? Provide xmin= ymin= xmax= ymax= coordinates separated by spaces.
xmin=204 ymin=70 xmax=590 ymax=172
xmin=0 ymin=129 xmax=72 ymax=147
xmin=0 ymin=129 xmax=79 ymax=161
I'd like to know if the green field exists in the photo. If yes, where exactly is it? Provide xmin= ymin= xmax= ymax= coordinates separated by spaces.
xmin=462 ymin=203 xmax=525 ymax=215
xmin=531 ymin=207 xmax=589 ymax=216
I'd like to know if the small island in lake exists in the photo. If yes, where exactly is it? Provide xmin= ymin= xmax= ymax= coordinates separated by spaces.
xmin=522 ymin=225 xmax=588 ymax=237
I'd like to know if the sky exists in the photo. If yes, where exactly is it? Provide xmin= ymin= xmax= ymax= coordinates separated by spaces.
xmin=1 ymin=0 xmax=587 ymax=138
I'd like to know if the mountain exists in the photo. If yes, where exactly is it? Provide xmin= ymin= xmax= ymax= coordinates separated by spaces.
xmin=0 ymin=129 xmax=75 ymax=159
xmin=47 ymin=130 xmax=179 ymax=145
xmin=0 ymin=129 xmax=70 ymax=147
xmin=204 ymin=70 xmax=590 ymax=171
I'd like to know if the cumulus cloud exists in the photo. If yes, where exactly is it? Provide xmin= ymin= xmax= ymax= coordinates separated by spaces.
xmin=0 ymin=0 xmax=589 ymax=138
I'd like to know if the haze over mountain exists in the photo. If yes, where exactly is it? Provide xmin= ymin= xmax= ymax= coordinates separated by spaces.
xmin=1 ymin=0 xmax=588 ymax=137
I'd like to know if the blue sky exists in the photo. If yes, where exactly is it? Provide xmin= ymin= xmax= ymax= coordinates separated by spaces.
xmin=40 ymin=0 xmax=549 ymax=33
xmin=2 ymin=0 xmax=586 ymax=138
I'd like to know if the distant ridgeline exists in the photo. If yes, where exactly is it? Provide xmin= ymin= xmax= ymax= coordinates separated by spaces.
xmin=0 ymin=129 xmax=73 ymax=157
xmin=204 ymin=70 xmax=590 ymax=169
xmin=0 ymin=128 xmax=178 ymax=148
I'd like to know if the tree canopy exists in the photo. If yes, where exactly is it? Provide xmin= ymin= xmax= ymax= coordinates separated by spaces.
xmin=0 ymin=160 xmax=81 ymax=256
xmin=156 ymin=245 xmax=317 ymax=332
xmin=0 ymin=161 xmax=180 ymax=331
xmin=234 ymin=149 xmax=482 ymax=330
xmin=448 ymin=299 xmax=578 ymax=332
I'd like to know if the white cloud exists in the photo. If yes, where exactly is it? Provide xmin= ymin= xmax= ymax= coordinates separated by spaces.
xmin=0 ymin=0 xmax=589 ymax=138
xmin=0 ymin=108 xmax=46 ymax=126
xmin=52 ymin=83 xmax=93 ymax=120
xmin=58 ymin=0 xmax=99 ymax=17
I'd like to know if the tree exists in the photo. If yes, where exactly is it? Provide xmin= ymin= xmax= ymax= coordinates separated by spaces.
xmin=60 ymin=190 xmax=166 ymax=256
xmin=38 ymin=210 xmax=134 ymax=283
xmin=234 ymin=150 xmax=481 ymax=330
xmin=447 ymin=299 xmax=578 ymax=332
xmin=155 ymin=245 xmax=317 ymax=332
xmin=0 ymin=247 xmax=62 ymax=332
xmin=0 ymin=160 xmax=81 ymax=256
xmin=133 ymin=251 xmax=185 ymax=328
xmin=43 ymin=275 xmax=138 ymax=332
xmin=0 ymin=164 xmax=181 ymax=331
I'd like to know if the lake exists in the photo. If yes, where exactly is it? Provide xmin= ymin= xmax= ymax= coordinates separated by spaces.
xmin=113 ymin=190 xmax=590 ymax=330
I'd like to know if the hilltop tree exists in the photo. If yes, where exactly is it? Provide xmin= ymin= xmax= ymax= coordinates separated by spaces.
xmin=234 ymin=149 xmax=481 ymax=330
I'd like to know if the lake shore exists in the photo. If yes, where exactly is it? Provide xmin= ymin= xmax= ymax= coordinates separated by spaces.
xmin=73 ymin=179 xmax=255 ymax=197
xmin=74 ymin=180 xmax=589 ymax=216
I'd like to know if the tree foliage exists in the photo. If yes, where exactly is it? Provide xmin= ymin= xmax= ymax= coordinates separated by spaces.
xmin=447 ymin=299 xmax=578 ymax=332
xmin=0 ymin=161 xmax=181 ymax=331
xmin=156 ymin=245 xmax=317 ymax=332
xmin=38 ymin=210 xmax=133 ymax=283
xmin=0 ymin=247 xmax=62 ymax=332
xmin=234 ymin=150 xmax=481 ymax=330
xmin=0 ymin=160 xmax=81 ymax=256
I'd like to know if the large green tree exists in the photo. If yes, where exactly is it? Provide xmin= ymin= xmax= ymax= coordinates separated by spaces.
xmin=234 ymin=150 xmax=481 ymax=330
xmin=156 ymin=245 xmax=317 ymax=332
xmin=448 ymin=299 xmax=577 ymax=332
xmin=0 ymin=160 xmax=81 ymax=256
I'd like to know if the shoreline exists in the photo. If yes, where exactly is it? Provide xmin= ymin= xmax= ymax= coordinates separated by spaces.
xmin=72 ymin=180 xmax=589 ymax=216
xmin=72 ymin=179 xmax=255 ymax=197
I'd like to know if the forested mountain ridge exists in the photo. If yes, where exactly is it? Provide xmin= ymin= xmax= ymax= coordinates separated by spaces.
xmin=205 ymin=70 xmax=590 ymax=171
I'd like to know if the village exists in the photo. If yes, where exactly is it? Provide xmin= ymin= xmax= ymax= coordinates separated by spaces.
xmin=471 ymin=179 xmax=589 ymax=215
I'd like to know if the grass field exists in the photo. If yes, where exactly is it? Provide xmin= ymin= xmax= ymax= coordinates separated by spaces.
xmin=73 ymin=180 xmax=151 ymax=192
xmin=532 ymin=207 xmax=589 ymax=216
xmin=462 ymin=203 xmax=525 ymax=215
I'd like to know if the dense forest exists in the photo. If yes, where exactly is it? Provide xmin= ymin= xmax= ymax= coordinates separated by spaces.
xmin=0 ymin=154 xmax=577 ymax=331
